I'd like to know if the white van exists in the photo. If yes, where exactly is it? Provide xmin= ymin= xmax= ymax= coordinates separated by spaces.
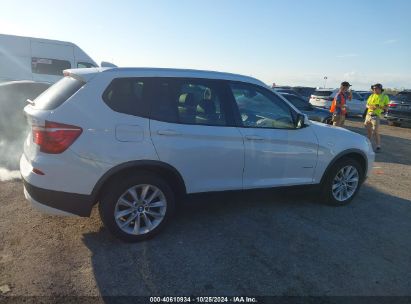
xmin=0 ymin=34 xmax=98 ymax=84
xmin=0 ymin=34 xmax=99 ymax=172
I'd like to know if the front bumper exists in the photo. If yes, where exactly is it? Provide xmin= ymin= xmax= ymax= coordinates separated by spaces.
xmin=23 ymin=179 xmax=94 ymax=217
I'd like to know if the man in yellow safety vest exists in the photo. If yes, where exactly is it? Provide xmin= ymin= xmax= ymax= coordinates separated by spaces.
xmin=364 ymin=83 xmax=390 ymax=152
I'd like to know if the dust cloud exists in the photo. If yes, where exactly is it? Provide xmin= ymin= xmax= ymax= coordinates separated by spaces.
xmin=0 ymin=81 xmax=49 ymax=181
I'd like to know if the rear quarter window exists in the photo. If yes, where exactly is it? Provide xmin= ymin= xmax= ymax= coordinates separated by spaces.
xmin=33 ymin=76 xmax=84 ymax=110
xmin=102 ymin=78 xmax=149 ymax=117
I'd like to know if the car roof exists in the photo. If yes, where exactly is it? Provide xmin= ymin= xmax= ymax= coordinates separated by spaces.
xmin=64 ymin=67 xmax=267 ymax=87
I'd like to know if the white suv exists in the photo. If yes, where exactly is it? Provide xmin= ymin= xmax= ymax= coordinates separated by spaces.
xmin=21 ymin=68 xmax=375 ymax=242
xmin=309 ymin=88 xmax=366 ymax=116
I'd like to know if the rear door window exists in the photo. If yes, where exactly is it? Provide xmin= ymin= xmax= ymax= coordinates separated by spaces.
xmin=33 ymin=76 xmax=84 ymax=110
xmin=149 ymin=78 xmax=230 ymax=126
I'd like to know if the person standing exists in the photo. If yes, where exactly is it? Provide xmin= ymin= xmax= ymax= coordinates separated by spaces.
xmin=330 ymin=81 xmax=352 ymax=127
xmin=364 ymin=83 xmax=390 ymax=152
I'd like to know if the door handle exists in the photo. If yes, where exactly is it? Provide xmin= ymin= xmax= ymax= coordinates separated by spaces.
xmin=157 ymin=129 xmax=180 ymax=136
xmin=245 ymin=135 xmax=265 ymax=141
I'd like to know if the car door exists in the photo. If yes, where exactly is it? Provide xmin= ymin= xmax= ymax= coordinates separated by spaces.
xmin=228 ymin=82 xmax=319 ymax=189
xmin=149 ymin=78 xmax=245 ymax=194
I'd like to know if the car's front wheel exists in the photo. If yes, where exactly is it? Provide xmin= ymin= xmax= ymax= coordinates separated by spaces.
xmin=320 ymin=158 xmax=364 ymax=206
xmin=99 ymin=173 xmax=175 ymax=242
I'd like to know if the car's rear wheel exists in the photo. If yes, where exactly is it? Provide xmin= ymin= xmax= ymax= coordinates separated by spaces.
xmin=320 ymin=158 xmax=364 ymax=206
xmin=99 ymin=173 xmax=175 ymax=242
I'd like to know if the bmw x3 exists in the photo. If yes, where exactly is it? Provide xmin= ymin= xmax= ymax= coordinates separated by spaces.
xmin=21 ymin=68 xmax=375 ymax=241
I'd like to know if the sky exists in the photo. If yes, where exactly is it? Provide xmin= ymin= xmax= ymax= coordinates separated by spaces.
xmin=1 ymin=0 xmax=410 ymax=90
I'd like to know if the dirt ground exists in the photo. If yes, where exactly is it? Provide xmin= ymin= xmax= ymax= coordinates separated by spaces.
xmin=0 ymin=118 xmax=410 ymax=298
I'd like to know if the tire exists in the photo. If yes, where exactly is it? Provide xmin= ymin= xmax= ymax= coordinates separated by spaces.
xmin=99 ymin=172 xmax=175 ymax=242
xmin=320 ymin=158 xmax=364 ymax=206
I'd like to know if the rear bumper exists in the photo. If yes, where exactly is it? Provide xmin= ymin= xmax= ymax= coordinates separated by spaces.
xmin=23 ymin=178 xmax=94 ymax=217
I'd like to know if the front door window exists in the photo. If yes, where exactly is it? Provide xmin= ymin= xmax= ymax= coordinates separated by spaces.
xmin=230 ymin=83 xmax=295 ymax=129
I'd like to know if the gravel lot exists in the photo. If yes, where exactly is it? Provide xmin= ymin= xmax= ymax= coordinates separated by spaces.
xmin=0 ymin=118 xmax=410 ymax=297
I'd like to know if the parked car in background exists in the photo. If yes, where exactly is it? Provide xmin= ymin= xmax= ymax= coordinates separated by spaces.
xmin=309 ymin=88 xmax=335 ymax=109
xmin=280 ymin=93 xmax=332 ymax=124
xmin=273 ymin=86 xmax=316 ymax=101
xmin=273 ymin=88 xmax=303 ymax=97
xmin=309 ymin=89 xmax=366 ymax=116
xmin=21 ymin=67 xmax=374 ymax=242
xmin=292 ymin=86 xmax=316 ymax=101
xmin=357 ymin=91 xmax=372 ymax=101
xmin=385 ymin=90 xmax=411 ymax=127
xmin=347 ymin=91 xmax=367 ymax=116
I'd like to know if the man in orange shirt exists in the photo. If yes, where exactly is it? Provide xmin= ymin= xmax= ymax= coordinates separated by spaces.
xmin=330 ymin=81 xmax=352 ymax=127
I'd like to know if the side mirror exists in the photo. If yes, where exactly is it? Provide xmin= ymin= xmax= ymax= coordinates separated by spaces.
xmin=295 ymin=113 xmax=308 ymax=129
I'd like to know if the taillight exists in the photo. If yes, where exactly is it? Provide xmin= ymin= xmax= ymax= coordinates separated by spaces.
xmin=388 ymin=102 xmax=398 ymax=108
xmin=32 ymin=121 xmax=82 ymax=154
